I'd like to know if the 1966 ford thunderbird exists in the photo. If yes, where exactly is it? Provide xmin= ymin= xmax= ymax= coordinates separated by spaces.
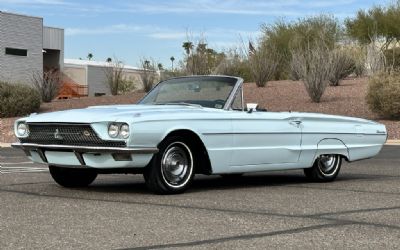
xmin=12 ymin=75 xmax=387 ymax=194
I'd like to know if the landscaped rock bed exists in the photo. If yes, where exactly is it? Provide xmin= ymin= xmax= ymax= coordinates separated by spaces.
xmin=1 ymin=77 xmax=399 ymax=143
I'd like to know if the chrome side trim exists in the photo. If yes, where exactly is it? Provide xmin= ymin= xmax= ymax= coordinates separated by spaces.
xmin=11 ymin=143 xmax=159 ymax=154
xmin=202 ymin=132 xmax=387 ymax=136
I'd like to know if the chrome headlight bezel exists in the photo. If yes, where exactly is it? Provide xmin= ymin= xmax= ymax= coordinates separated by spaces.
xmin=108 ymin=123 xmax=120 ymax=138
xmin=16 ymin=122 xmax=29 ymax=137
xmin=108 ymin=123 xmax=130 ymax=139
xmin=119 ymin=124 xmax=130 ymax=139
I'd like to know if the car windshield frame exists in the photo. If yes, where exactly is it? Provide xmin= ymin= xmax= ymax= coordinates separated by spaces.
xmin=137 ymin=76 xmax=244 ymax=110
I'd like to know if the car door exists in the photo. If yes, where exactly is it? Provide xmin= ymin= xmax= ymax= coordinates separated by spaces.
xmin=230 ymin=111 xmax=302 ymax=167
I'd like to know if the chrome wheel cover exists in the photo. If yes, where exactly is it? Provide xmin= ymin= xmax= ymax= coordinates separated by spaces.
xmin=161 ymin=142 xmax=193 ymax=188
xmin=318 ymin=155 xmax=339 ymax=176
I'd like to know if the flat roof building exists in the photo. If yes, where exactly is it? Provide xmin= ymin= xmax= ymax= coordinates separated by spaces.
xmin=0 ymin=11 xmax=64 ymax=84
xmin=63 ymin=59 xmax=149 ymax=97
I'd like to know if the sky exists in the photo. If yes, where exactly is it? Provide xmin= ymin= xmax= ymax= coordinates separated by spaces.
xmin=0 ymin=0 xmax=392 ymax=68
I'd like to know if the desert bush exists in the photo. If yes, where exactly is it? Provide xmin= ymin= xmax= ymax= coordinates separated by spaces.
xmin=117 ymin=77 xmax=137 ymax=94
xmin=245 ymin=42 xmax=280 ymax=87
xmin=261 ymin=15 xmax=340 ymax=80
xmin=31 ymin=69 xmax=62 ymax=102
xmin=0 ymin=81 xmax=41 ymax=118
xmin=140 ymin=58 xmax=158 ymax=92
xmin=213 ymin=50 xmax=253 ymax=82
xmin=261 ymin=21 xmax=295 ymax=80
xmin=104 ymin=58 xmax=124 ymax=95
xmin=291 ymin=40 xmax=333 ymax=103
xmin=366 ymin=42 xmax=386 ymax=75
xmin=351 ymin=46 xmax=367 ymax=77
xmin=366 ymin=72 xmax=400 ymax=118
xmin=384 ymin=47 xmax=400 ymax=71
xmin=329 ymin=48 xmax=356 ymax=86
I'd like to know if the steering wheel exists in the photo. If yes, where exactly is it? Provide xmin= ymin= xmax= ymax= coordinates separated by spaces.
xmin=214 ymin=99 xmax=225 ymax=109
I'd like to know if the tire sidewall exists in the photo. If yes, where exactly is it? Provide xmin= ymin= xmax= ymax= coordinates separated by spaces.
xmin=315 ymin=155 xmax=342 ymax=181
xmin=146 ymin=136 xmax=195 ymax=194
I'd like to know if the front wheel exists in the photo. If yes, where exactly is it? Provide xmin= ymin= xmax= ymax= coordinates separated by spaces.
xmin=304 ymin=154 xmax=342 ymax=182
xmin=144 ymin=136 xmax=195 ymax=194
xmin=49 ymin=165 xmax=98 ymax=188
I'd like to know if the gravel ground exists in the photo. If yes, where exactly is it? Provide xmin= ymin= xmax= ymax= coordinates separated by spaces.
xmin=1 ymin=77 xmax=399 ymax=142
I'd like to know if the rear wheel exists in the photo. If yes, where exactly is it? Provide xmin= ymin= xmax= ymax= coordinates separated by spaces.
xmin=49 ymin=165 xmax=97 ymax=187
xmin=304 ymin=154 xmax=342 ymax=182
xmin=144 ymin=136 xmax=195 ymax=194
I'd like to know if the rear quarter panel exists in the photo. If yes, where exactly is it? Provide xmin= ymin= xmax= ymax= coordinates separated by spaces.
xmin=299 ymin=115 xmax=386 ymax=164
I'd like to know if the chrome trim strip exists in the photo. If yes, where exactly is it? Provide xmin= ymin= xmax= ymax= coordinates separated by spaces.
xmin=202 ymin=132 xmax=387 ymax=136
xmin=11 ymin=143 xmax=159 ymax=154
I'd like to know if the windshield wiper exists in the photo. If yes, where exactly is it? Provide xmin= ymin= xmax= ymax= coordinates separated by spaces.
xmin=154 ymin=102 xmax=203 ymax=108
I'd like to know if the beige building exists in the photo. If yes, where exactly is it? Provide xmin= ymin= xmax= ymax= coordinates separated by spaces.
xmin=63 ymin=59 xmax=149 ymax=96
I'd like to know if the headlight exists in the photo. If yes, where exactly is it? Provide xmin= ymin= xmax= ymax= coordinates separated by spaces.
xmin=119 ymin=124 xmax=130 ymax=139
xmin=108 ymin=124 xmax=119 ymax=138
xmin=17 ymin=123 xmax=29 ymax=137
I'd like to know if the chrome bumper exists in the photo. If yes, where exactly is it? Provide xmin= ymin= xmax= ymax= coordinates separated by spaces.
xmin=11 ymin=142 xmax=158 ymax=165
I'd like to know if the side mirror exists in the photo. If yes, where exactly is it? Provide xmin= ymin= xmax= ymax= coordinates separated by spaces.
xmin=246 ymin=103 xmax=258 ymax=113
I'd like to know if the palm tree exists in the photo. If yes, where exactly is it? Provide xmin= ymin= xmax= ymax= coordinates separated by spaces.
xmin=182 ymin=42 xmax=193 ymax=55
xmin=170 ymin=56 xmax=175 ymax=71
xmin=157 ymin=63 xmax=163 ymax=71
xmin=87 ymin=53 xmax=93 ymax=61
xmin=106 ymin=57 xmax=112 ymax=63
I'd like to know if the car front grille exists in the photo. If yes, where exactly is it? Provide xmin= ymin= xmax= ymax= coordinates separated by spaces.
xmin=19 ymin=123 xmax=126 ymax=147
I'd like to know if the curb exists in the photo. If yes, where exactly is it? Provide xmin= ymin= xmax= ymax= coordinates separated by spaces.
xmin=0 ymin=143 xmax=12 ymax=148
xmin=386 ymin=140 xmax=400 ymax=145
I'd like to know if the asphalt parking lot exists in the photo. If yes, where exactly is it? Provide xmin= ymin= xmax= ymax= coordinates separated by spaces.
xmin=0 ymin=146 xmax=399 ymax=249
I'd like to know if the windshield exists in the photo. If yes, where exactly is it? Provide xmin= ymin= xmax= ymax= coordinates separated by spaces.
xmin=138 ymin=76 xmax=238 ymax=109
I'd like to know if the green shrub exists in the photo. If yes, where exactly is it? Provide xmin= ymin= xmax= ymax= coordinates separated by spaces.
xmin=366 ymin=72 xmax=400 ymax=118
xmin=261 ymin=15 xmax=340 ymax=80
xmin=0 ymin=81 xmax=41 ymax=118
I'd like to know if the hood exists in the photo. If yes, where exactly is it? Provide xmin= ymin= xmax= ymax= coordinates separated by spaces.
xmin=23 ymin=104 xmax=212 ymax=124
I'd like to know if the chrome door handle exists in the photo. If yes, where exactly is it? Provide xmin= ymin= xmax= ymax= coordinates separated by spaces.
xmin=290 ymin=120 xmax=302 ymax=126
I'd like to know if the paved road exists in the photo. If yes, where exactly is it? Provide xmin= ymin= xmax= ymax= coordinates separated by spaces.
xmin=0 ymin=146 xmax=399 ymax=249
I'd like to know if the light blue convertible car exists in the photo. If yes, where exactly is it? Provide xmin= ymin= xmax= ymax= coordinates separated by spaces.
xmin=13 ymin=76 xmax=387 ymax=194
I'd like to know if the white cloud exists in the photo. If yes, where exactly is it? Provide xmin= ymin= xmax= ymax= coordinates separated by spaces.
xmin=65 ymin=24 xmax=154 ymax=36
xmin=148 ymin=32 xmax=187 ymax=40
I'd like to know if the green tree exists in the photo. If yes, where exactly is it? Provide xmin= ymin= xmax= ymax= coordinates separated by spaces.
xmin=345 ymin=2 xmax=400 ymax=50
xmin=106 ymin=57 xmax=112 ymax=63
xmin=170 ymin=56 xmax=175 ymax=71
xmin=87 ymin=53 xmax=93 ymax=61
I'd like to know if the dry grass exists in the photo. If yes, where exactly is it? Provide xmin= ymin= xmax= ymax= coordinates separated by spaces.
xmin=1 ymin=78 xmax=399 ymax=143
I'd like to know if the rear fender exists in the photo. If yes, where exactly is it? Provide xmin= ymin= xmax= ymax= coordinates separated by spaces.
xmin=313 ymin=139 xmax=349 ymax=162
